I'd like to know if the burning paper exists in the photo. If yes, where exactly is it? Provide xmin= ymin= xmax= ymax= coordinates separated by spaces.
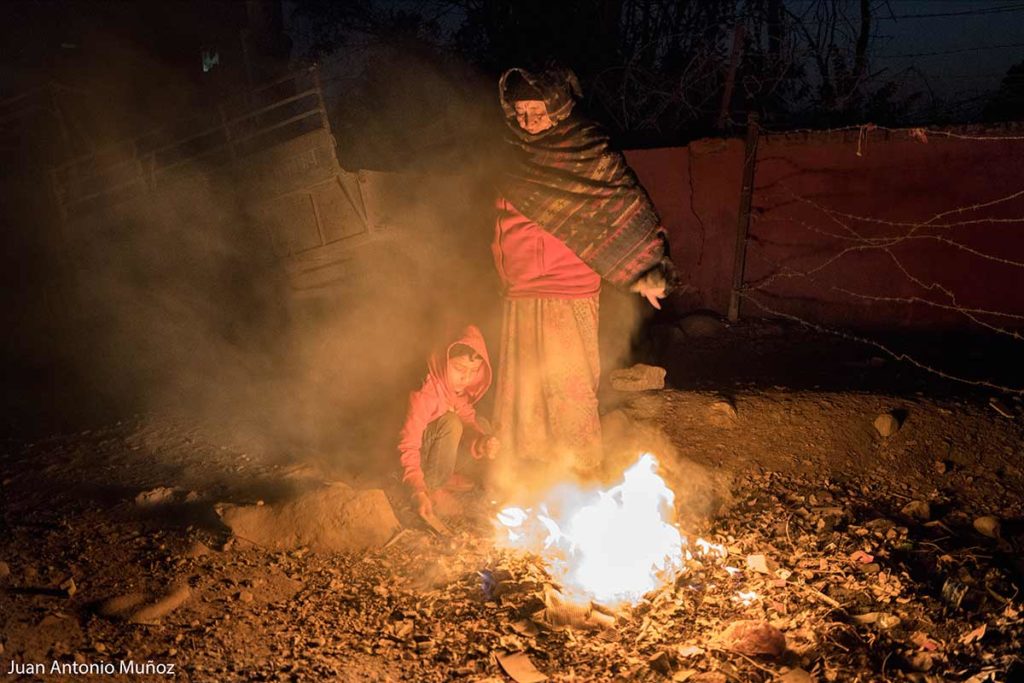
xmin=496 ymin=453 xmax=685 ymax=605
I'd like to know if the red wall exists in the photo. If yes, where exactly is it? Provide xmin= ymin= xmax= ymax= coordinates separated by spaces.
xmin=626 ymin=126 xmax=1024 ymax=330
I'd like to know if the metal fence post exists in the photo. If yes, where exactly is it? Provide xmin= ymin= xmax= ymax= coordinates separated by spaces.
xmin=728 ymin=111 xmax=760 ymax=322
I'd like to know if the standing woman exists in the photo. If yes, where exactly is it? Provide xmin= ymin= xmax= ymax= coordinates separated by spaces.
xmin=492 ymin=65 xmax=674 ymax=475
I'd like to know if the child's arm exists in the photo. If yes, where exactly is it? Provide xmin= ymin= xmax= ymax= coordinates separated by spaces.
xmin=453 ymin=399 xmax=498 ymax=459
xmin=397 ymin=389 xmax=433 ymax=494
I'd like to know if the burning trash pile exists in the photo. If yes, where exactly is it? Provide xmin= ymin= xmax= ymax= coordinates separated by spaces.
xmin=495 ymin=454 xmax=695 ymax=607
xmin=9 ymin=427 xmax=1020 ymax=681
xmin=369 ymin=453 xmax=1024 ymax=682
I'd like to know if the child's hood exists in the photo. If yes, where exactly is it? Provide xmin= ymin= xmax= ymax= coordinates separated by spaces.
xmin=426 ymin=324 xmax=493 ymax=405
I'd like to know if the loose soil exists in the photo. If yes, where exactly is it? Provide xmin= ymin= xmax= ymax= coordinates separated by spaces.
xmin=2 ymin=324 xmax=1023 ymax=682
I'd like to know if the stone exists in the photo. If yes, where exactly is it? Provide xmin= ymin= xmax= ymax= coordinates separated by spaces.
xmin=97 ymin=592 xmax=148 ymax=618
xmin=908 ymin=652 xmax=934 ymax=672
xmin=216 ymin=483 xmax=401 ymax=553
xmin=678 ymin=312 xmax=726 ymax=338
xmin=901 ymin=501 xmax=930 ymax=521
xmin=689 ymin=674 xmax=727 ymax=683
xmin=716 ymin=620 xmax=786 ymax=657
xmin=778 ymin=669 xmax=815 ymax=683
xmin=128 ymin=584 xmax=191 ymax=624
xmin=95 ymin=585 xmax=192 ymax=624
xmin=873 ymin=413 xmax=900 ymax=437
xmin=183 ymin=541 xmax=213 ymax=558
xmin=650 ymin=323 xmax=687 ymax=351
xmin=707 ymin=400 xmax=738 ymax=427
xmin=649 ymin=651 xmax=673 ymax=675
xmin=973 ymin=516 xmax=1001 ymax=538
xmin=609 ymin=363 xmax=667 ymax=392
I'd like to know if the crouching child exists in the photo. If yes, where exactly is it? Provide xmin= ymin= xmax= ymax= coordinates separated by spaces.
xmin=398 ymin=325 xmax=500 ymax=527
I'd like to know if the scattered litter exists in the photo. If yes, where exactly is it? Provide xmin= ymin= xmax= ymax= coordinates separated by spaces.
xmin=134 ymin=486 xmax=180 ymax=506
xmin=59 ymin=576 xmax=77 ymax=597
xmin=851 ymin=612 xmax=900 ymax=629
xmin=497 ymin=651 xmax=548 ymax=683
xmin=961 ymin=624 xmax=987 ymax=645
xmin=745 ymin=554 xmax=774 ymax=574
xmin=422 ymin=512 xmax=451 ymax=538
xmin=988 ymin=397 xmax=1013 ymax=419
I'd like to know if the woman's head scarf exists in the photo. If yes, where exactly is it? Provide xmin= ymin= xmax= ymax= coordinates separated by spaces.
xmin=497 ymin=65 xmax=675 ymax=289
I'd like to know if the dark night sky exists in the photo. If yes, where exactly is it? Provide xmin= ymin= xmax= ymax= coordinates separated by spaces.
xmin=287 ymin=0 xmax=1024 ymax=115
xmin=865 ymin=1 xmax=1024 ymax=98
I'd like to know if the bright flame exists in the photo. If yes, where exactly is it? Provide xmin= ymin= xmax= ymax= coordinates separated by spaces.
xmin=496 ymin=453 xmax=684 ymax=605
xmin=695 ymin=538 xmax=727 ymax=557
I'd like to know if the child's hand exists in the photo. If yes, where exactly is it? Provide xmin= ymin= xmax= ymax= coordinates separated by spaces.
xmin=413 ymin=492 xmax=451 ymax=536
xmin=480 ymin=435 xmax=501 ymax=460
xmin=413 ymin=491 xmax=433 ymax=519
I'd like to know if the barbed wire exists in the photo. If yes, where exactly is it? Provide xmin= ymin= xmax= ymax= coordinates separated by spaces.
xmin=884 ymin=3 xmax=1024 ymax=20
xmin=740 ymin=178 xmax=1024 ymax=391
xmin=752 ymin=213 xmax=1024 ymax=271
xmin=755 ymin=185 xmax=1024 ymax=270
xmin=738 ymin=290 xmax=1024 ymax=395
xmin=767 ymin=188 xmax=1024 ymax=336
xmin=761 ymin=122 xmax=1024 ymax=141
xmin=777 ymin=186 xmax=1024 ymax=230
xmin=745 ymin=243 xmax=1024 ymax=338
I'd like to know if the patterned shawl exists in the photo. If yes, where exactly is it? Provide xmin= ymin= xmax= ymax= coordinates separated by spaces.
xmin=497 ymin=66 xmax=673 ymax=288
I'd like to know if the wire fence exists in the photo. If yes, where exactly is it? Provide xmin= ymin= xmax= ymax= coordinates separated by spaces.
xmin=734 ymin=123 xmax=1024 ymax=394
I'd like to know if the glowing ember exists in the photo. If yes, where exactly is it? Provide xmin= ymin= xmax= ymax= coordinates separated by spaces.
xmin=735 ymin=590 xmax=760 ymax=606
xmin=496 ymin=453 xmax=688 ymax=605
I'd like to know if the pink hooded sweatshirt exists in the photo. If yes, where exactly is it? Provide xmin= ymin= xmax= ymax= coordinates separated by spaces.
xmin=398 ymin=325 xmax=493 ymax=494
xmin=493 ymin=197 xmax=601 ymax=299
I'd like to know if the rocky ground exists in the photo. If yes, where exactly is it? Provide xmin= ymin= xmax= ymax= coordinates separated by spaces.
xmin=2 ymin=322 xmax=1023 ymax=682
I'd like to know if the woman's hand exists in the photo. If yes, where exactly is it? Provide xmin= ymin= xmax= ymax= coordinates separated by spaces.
xmin=630 ymin=269 xmax=667 ymax=309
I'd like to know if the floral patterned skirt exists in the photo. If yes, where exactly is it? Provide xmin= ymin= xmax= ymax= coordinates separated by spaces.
xmin=492 ymin=296 xmax=602 ymax=472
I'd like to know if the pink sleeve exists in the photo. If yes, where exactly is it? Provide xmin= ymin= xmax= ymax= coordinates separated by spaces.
xmin=398 ymin=389 xmax=433 ymax=494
